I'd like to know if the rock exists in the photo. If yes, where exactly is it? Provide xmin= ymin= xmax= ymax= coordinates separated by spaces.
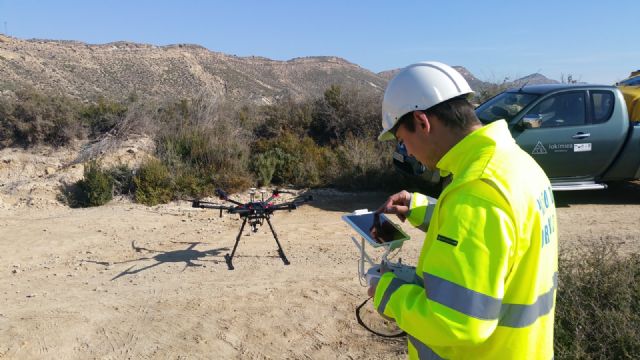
xmin=11 ymin=269 xmax=19 ymax=274
xmin=45 ymin=167 xmax=56 ymax=175
xmin=26 ymin=293 xmax=36 ymax=298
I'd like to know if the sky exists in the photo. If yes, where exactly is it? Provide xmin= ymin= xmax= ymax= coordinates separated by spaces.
xmin=0 ymin=0 xmax=638 ymax=84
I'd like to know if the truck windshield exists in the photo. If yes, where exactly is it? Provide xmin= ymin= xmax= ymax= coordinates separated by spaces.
xmin=476 ymin=92 xmax=539 ymax=124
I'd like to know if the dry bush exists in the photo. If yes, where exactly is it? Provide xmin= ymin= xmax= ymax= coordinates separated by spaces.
xmin=154 ymin=93 xmax=252 ymax=195
xmin=331 ymin=136 xmax=397 ymax=190
xmin=253 ymin=96 xmax=313 ymax=140
xmin=309 ymin=84 xmax=381 ymax=145
xmin=555 ymin=239 xmax=640 ymax=359
xmin=251 ymin=131 xmax=335 ymax=188
xmin=75 ymin=99 xmax=158 ymax=165
xmin=0 ymin=87 xmax=85 ymax=148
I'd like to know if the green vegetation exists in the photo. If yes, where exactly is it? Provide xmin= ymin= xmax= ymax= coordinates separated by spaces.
xmin=0 ymin=88 xmax=84 ymax=148
xmin=555 ymin=242 xmax=640 ymax=359
xmin=77 ymin=161 xmax=114 ymax=207
xmin=0 ymin=88 xmax=136 ymax=149
xmin=58 ymin=161 xmax=113 ymax=207
xmin=82 ymin=97 xmax=128 ymax=137
xmin=1 ymin=85 xmax=431 ymax=206
xmin=133 ymin=158 xmax=173 ymax=206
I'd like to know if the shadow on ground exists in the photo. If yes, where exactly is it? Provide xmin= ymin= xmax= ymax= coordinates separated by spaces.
xmin=83 ymin=241 xmax=229 ymax=280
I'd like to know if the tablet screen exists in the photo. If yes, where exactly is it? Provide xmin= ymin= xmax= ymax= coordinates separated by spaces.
xmin=343 ymin=212 xmax=409 ymax=244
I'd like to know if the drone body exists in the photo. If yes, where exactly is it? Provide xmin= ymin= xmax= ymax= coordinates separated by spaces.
xmin=192 ymin=188 xmax=312 ymax=270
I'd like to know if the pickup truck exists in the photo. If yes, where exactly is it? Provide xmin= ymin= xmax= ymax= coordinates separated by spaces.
xmin=393 ymin=84 xmax=640 ymax=191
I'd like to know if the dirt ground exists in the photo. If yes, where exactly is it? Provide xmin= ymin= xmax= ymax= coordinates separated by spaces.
xmin=1 ymin=145 xmax=639 ymax=359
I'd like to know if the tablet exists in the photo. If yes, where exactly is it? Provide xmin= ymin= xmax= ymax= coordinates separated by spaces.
xmin=342 ymin=211 xmax=410 ymax=248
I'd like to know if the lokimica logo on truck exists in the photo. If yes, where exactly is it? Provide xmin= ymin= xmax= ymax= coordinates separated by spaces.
xmin=548 ymin=143 xmax=573 ymax=152
xmin=532 ymin=142 xmax=592 ymax=155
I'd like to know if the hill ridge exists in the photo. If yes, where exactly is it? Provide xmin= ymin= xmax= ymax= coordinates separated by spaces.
xmin=0 ymin=34 xmax=558 ymax=103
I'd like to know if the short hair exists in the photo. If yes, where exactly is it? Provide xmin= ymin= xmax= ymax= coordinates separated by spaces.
xmin=394 ymin=95 xmax=480 ymax=135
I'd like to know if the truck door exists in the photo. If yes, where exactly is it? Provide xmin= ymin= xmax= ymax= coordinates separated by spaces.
xmin=512 ymin=90 xmax=624 ymax=180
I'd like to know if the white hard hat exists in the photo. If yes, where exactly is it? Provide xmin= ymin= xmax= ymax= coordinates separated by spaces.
xmin=378 ymin=61 xmax=474 ymax=141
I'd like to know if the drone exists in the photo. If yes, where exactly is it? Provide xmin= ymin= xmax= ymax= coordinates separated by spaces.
xmin=191 ymin=188 xmax=312 ymax=270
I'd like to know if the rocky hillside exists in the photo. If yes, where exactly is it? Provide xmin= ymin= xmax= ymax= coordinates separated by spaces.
xmin=0 ymin=35 xmax=386 ymax=104
xmin=0 ymin=34 xmax=558 ymax=104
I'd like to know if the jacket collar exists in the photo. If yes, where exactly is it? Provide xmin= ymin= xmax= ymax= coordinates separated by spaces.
xmin=436 ymin=120 xmax=513 ymax=182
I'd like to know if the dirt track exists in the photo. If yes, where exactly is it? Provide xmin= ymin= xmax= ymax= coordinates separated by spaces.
xmin=1 ymin=144 xmax=640 ymax=359
xmin=1 ymin=182 xmax=639 ymax=359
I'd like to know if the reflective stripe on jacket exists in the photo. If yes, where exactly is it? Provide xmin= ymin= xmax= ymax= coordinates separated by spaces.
xmin=373 ymin=120 xmax=558 ymax=359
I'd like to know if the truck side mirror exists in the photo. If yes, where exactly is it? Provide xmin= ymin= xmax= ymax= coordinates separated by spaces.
xmin=521 ymin=115 xmax=542 ymax=129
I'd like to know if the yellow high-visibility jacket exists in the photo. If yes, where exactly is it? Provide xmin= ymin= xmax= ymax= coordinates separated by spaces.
xmin=374 ymin=120 xmax=558 ymax=359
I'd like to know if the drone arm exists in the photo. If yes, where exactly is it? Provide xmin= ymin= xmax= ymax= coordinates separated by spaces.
xmin=213 ymin=188 xmax=245 ymax=206
xmin=269 ymin=195 xmax=313 ymax=211
xmin=192 ymin=200 xmax=231 ymax=210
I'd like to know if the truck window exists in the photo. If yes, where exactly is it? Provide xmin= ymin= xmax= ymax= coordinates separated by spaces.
xmin=591 ymin=91 xmax=614 ymax=124
xmin=475 ymin=92 xmax=539 ymax=124
xmin=525 ymin=91 xmax=586 ymax=128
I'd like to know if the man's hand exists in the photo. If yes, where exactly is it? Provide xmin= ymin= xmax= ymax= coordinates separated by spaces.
xmin=377 ymin=190 xmax=412 ymax=222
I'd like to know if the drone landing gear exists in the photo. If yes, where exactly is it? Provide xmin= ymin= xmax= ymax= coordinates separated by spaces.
xmin=224 ymin=217 xmax=290 ymax=270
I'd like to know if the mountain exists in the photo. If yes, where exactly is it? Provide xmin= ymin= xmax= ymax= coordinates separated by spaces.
xmin=509 ymin=73 xmax=559 ymax=87
xmin=0 ymin=34 xmax=558 ymax=104
xmin=378 ymin=66 xmax=558 ymax=92
xmin=0 ymin=35 xmax=386 ymax=104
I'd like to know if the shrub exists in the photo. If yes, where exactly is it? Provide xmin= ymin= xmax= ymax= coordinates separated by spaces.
xmin=0 ymin=88 xmax=85 ymax=148
xmin=555 ymin=240 xmax=640 ymax=359
xmin=252 ymin=152 xmax=278 ymax=186
xmin=154 ymin=96 xmax=253 ymax=194
xmin=253 ymin=97 xmax=313 ymax=140
xmin=107 ymin=164 xmax=135 ymax=196
xmin=309 ymin=85 xmax=381 ymax=145
xmin=134 ymin=158 xmax=173 ymax=206
xmin=331 ymin=136 xmax=393 ymax=190
xmin=69 ymin=161 xmax=113 ymax=207
xmin=172 ymin=166 xmax=216 ymax=198
xmin=252 ymin=132 xmax=335 ymax=187
xmin=81 ymin=98 xmax=128 ymax=138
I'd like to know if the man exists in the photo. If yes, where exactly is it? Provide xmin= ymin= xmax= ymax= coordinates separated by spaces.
xmin=369 ymin=62 xmax=558 ymax=359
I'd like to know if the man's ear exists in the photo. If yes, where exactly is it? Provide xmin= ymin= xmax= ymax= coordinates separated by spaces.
xmin=413 ymin=111 xmax=430 ymax=134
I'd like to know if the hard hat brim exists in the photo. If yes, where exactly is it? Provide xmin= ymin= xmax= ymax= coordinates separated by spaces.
xmin=378 ymin=129 xmax=396 ymax=141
